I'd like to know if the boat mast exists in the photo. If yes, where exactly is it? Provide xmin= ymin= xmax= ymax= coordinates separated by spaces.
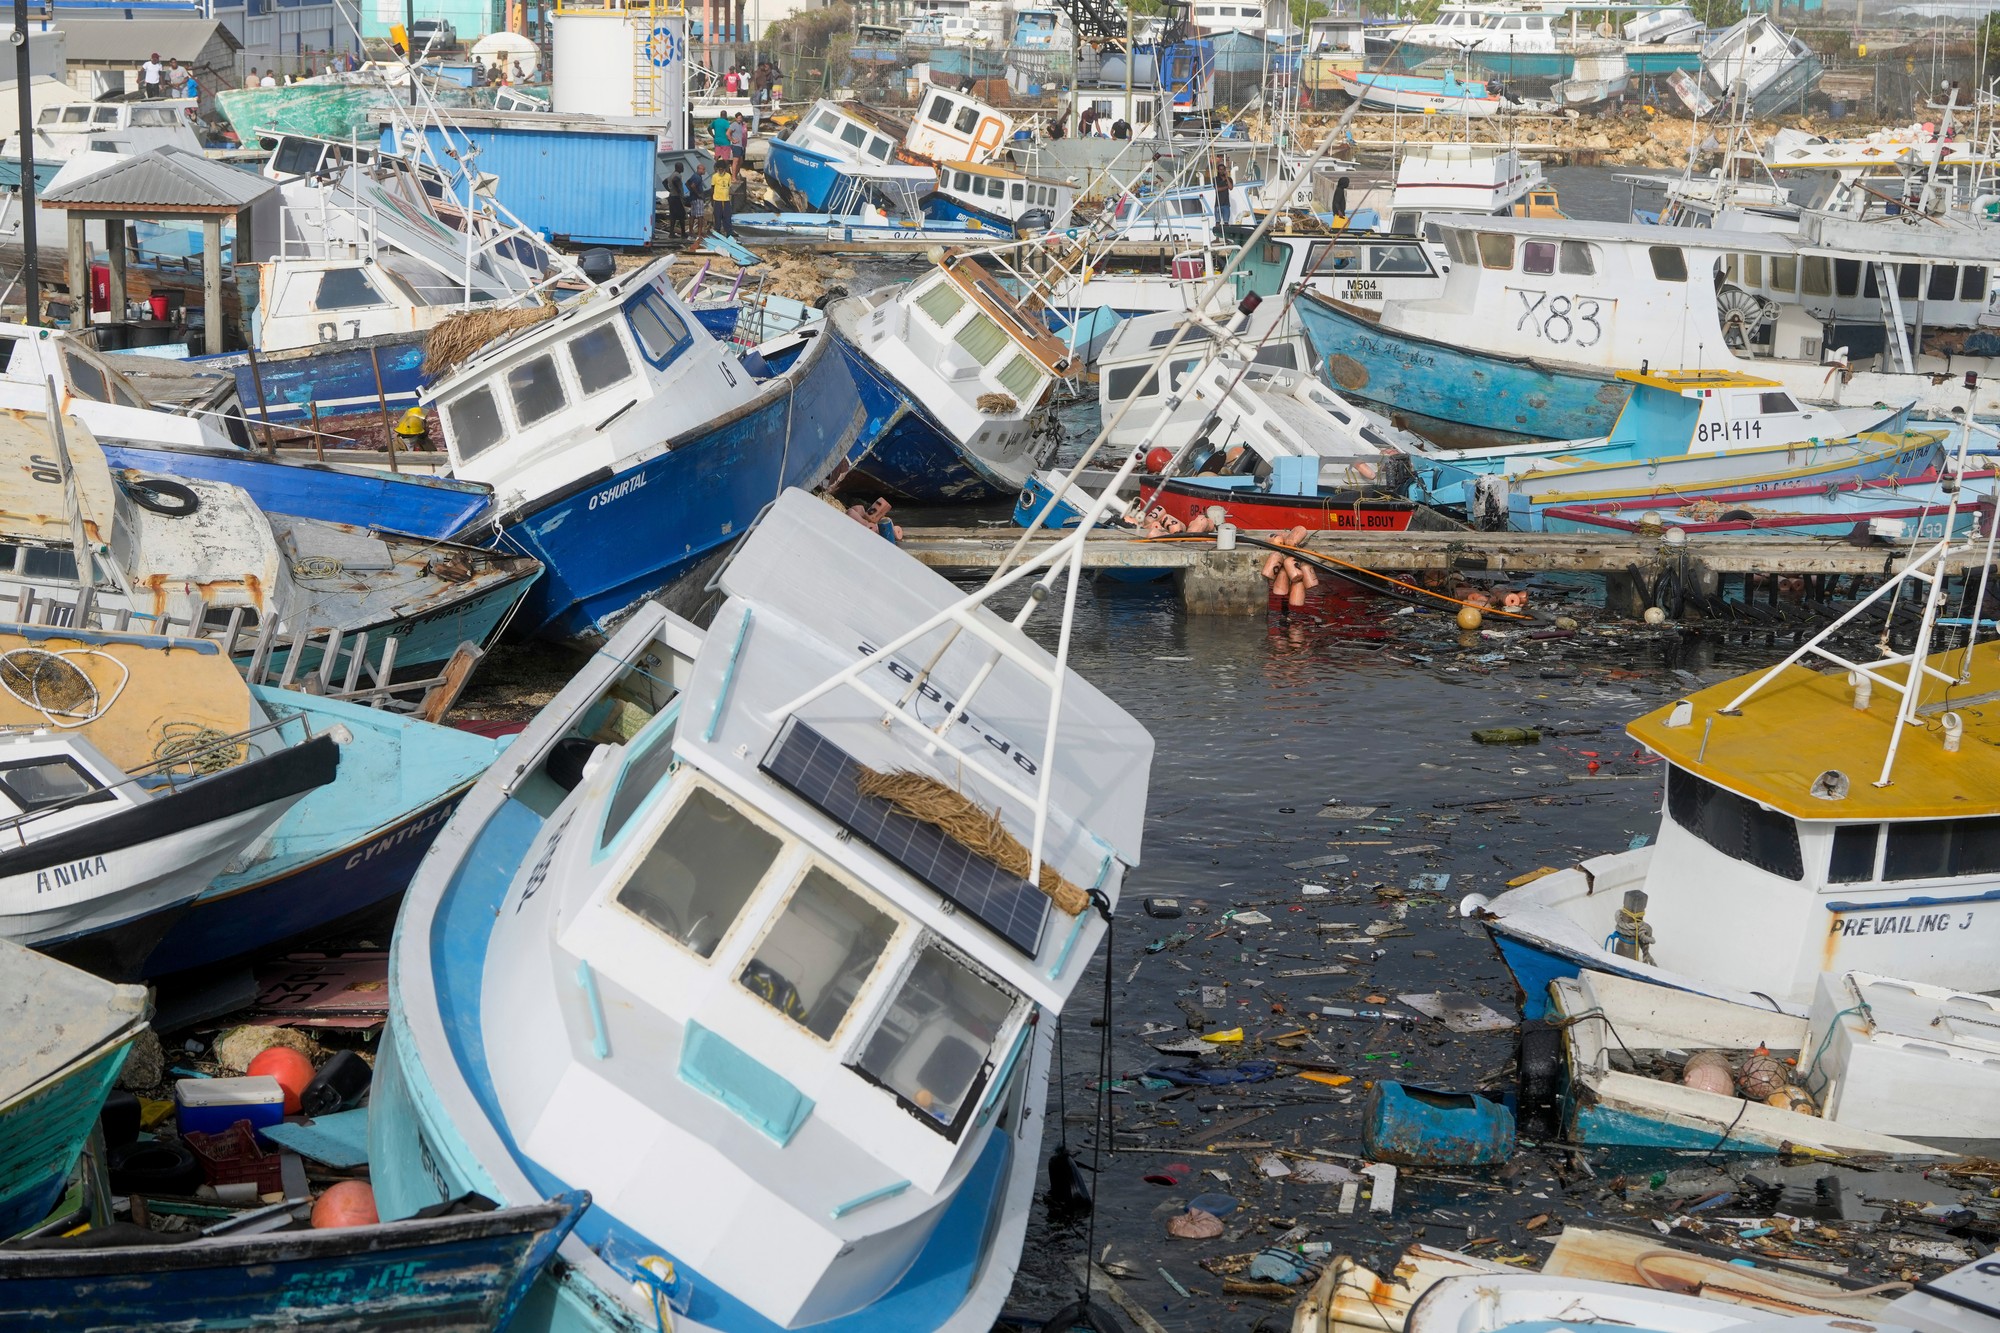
xmin=1714 ymin=407 xmax=1989 ymax=789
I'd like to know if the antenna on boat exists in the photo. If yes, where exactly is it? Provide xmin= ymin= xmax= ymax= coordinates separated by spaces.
xmin=1713 ymin=390 xmax=1991 ymax=788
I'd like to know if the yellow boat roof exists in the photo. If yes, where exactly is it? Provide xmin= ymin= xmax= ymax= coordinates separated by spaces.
xmin=0 ymin=628 xmax=253 ymax=773
xmin=1616 ymin=369 xmax=1783 ymax=394
xmin=1630 ymin=641 xmax=2000 ymax=822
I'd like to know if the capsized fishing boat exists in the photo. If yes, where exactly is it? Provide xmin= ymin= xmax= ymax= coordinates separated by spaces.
xmin=422 ymin=254 xmax=873 ymax=640
xmin=1333 ymin=68 xmax=1506 ymax=118
xmin=368 ymin=487 xmax=1153 ymax=1330
xmin=0 ymin=1193 xmax=586 ymax=1329
xmin=830 ymin=255 xmax=1070 ymax=503
xmin=0 ymin=412 xmax=538 ymax=678
xmin=0 ymin=936 xmax=148 ymax=1239
xmin=1407 ymin=369 xmax=1928 ymax=529
xmin=0 ymin=624 xmax=339 ymax=978
xmin=761 ymin=99 xmax=916 ymax=212
xmin=1547 ymin=969 xmax=1944 ymax=1155
xmin=1466 ymin=438 xmax=2000 ymax=1017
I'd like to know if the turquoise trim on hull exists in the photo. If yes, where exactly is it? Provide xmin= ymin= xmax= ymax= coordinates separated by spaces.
xmin=1569 ymin=1103 xmax=1780 ymax=1153
xmin=0 ymin=1039 xmax=131 ymax=1238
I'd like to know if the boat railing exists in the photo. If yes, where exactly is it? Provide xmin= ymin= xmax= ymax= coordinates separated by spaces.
xmin=1715 ymin=415 xmax=1999 ymax=788
xmin=0 ymin=585 xmax=482 ymax=719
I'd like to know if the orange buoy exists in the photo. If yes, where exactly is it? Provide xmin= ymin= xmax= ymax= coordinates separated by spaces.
xmin=1145 ymin=446 xmax=1174 ymax=474
xmin=247 ymin=1047 xmax=315 ymax=1115
xmin=311 ymin=1180 xmax=379 ymax=1229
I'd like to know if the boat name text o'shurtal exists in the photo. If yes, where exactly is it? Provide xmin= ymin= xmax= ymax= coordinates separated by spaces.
xmin=588 ymin=474 xmax=649 ymax=511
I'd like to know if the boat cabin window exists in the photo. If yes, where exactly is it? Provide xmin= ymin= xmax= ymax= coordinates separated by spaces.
xmin=130 ymin=107 xmax=179 ymax=127
xmin=617 ymin=784 xmax=780 ymax=959
xmin=839 ymin=121 xmax=867 ymax=149
xmin=1560 ymin=241 xmax=1595 ymax=276
xmin=813 ymin=110 xmax=839 ymax=132
xmin=1758 ymin=391 xmax=1798 ymax=413
xmin=955 ymin=313 xmax=1008 ymax=365
xmin=954 ymin=106 xmax=980 ymax=133
xmin=853 ymin=940 xmax=1017 ymax=1135
xmin=1666 ymin=766 xmax=1802 ymax=880
xmin=60 ymin=106 xmax=90 ymax=124
xmin=1105 ymin=364 xmax=1158 ymax=402
xmin=1829 ymin=818 xmax=2000 ymax=884
xmin=1802 ymin=257 xmax=1832 ymax=297
xmin=1769 ymin=255 xmax=1798 ymax=292
xmin=867 ymin=136 xmax=893 ymax=161
xmin=600 ymin=725 xmax=677 ymax=849
xmin=996 ymin=352 xmax=1041 ymax=399
xmin=927 ymin=94 xmax=953 ymax=123
xmin=445 ymin=385 xmax=506 ymax=461
xmin=1965 ymin=267 xmax=1987 ymax=301
xmin=1739 ymin=254 xmax=1763 ymax=287
xmin=1834 ymin=259 xmax=1860 ymax=298
xmin=1011 ymin=182 xmax=1024 ymax=202
xmin=61 ymin=352 xmax=141 ymax=408
xmin=1369 ymin=243 xmax=1429 ymax=274
xmin=315 ymin=268 xmax=387 ymax=311
xmin=505 ymin=354 xmax=567 ymax=427
xmin=1897 ymin=265 xmax=1921 ymax=300
xmin=1254 ymin=343 xmax=1298 ymax=370
xmin=1927 ymin=266 xmax=1959 ymax=302
xmin=1522 ymin=241 xmax=1556 ymax=276
xmin=1477 ymin=233 xmax=1514 ymax=270
xmin=627 ymin=289 xmax=691 ymax=365
xmin=567 ymin=324 xmax=633 ymax=396
xmin=1648 ymin=246 xmax=1687 ymax=282
xmin=0 ymin=755 xmax=107 ymax=812
xmin=916 ymin=281 xmax=966 ymax=327
xmin=740 ymin=867 xmax=898 ymax=1041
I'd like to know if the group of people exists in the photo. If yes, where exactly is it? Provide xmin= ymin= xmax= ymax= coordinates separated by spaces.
xmin=1049 ymin=106 xmax=1133 ymax=140
xmin=470 ymin=56 xmax=529 ymax=86
xmin=719 ymin=60 xmax=781 ymax=107
xmin=138 ymin=54 xmax=200 ymax=100
xmin=664 ymin=156 xmax=750 ymax=242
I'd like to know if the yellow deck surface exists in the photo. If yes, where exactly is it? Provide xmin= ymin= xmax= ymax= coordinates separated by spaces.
xmin=1629 ymin=640 xmax=2000 ymax=820
xmin=0 ymin=632 xmax=253 ymax=773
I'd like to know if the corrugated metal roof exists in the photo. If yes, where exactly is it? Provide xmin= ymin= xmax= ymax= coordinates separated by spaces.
xmin=42 ymin=145 xmax=274 ymax=211
xmin=59 ymin=18 xmax=241 ymax=64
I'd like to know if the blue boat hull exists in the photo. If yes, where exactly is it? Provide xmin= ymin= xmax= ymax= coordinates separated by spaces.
xmin=99 ymin=444 xmax=493 ymax=542
xmin=132 ymin=689 xmax=506 ymax=979
xmin=0 ymin=1193 xmax=587 ymax=1328
xmin=369 ymin=789 xmax=1028 ymax=1332
xmin=0 ymin=1039 xmax=131 ymax=1240
xmin=831 ymin=333 xmax=1004 ymax=504
xmin=1296 ymin=291 xmax=1628 ymax=446
xmin=500 ymin=327 xmax=873 ymax=640
xmin=193 ymin=334 xmax=429 ymax=427
xmin=763 ymin=139 xmax=846 ymax=212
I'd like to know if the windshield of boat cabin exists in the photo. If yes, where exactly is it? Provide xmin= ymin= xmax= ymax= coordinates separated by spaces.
xmin=854 ymin=940 xmax=1016 ymax=1133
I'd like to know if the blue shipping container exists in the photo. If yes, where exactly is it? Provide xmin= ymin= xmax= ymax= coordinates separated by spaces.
xmin=379 ymin=116 xmax=656 ymax=247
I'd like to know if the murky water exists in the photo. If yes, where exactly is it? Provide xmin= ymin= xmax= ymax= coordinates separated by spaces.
xmin=987 ymin=565 xmax=1811 ymax=1326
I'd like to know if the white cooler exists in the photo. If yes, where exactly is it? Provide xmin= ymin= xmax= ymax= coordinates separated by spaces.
xmin=1805 ymin=970 xmax=2000 ymax=1139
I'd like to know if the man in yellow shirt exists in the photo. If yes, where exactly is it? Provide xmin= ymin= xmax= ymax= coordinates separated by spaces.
xmin=711 ymin=163 xmax=735 ymax=238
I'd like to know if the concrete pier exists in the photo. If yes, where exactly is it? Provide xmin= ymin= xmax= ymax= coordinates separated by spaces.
xmin=896 ymin=528 xmax=1987 ymax=617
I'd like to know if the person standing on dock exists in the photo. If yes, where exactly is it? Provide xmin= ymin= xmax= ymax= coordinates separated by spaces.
xmin=666 ymin=163 xmax=689 ymax=239
xmin=688 ymin=165 xmax=710 ymax=240
xmin=1213 ymin=156 xmax=1233 ymax=227
xmin=711 ymin=163 xmax=735 ymax=237
xmin=711 ymin=111 xmax=733 ymax=163
xmin=141 ymin=53 xmax=164 ymax=99
xmin=729 ymin=113 xmax=748 ymax=162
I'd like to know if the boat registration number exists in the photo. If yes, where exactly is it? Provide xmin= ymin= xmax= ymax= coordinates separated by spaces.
xmin=1511 ymin=289 xmax=1607 ymax=349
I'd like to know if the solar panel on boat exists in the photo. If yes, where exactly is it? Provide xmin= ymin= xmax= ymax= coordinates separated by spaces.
xmin=761 ymin=718 xmax=1050 ymax=957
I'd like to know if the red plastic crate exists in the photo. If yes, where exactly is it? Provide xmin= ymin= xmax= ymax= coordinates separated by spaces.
xmin=184 ymin=1119 xmax=284 ymax=1194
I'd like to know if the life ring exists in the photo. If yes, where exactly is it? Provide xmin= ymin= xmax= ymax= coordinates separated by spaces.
xmin=123 ymin=477 xmax=200 ymax=518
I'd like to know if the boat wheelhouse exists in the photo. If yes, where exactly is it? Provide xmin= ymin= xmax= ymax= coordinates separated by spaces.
xmin=929 ymin=160 xmax=1074 ymax=235
xmin=369 ymin=488 xmax=1153 ymax=1330
xmin=763 ymin=100 xmax=913 ymax=213
xmin=905 ymin=85 xmax=1015 ymax=166
xmin=426 ymin=256 xmax=872 ymax=639
xmin=831 ymin=256 xmax=1070 ymax=503
xmin=1471 ymin=625 xmax=2000 ymax=1016
xmin=0 ymin=98 xmax=202 ymax=191
xmin=1294 ymin=214 xmax=2000 ymax=445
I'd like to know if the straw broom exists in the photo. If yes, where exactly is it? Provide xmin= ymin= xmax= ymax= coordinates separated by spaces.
xmin=855 ymin=768 xmax=1089 ymax=916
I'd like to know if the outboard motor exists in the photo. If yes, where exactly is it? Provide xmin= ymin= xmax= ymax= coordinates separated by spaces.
xmin=578 ymin=248 xmax=616 ymax=284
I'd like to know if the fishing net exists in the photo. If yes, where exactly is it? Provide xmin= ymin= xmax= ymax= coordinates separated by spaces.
xmin=854 ymin=767 xmax=1088 ymax=915
xmin=0 ymin=649 xmax=99 ymax=720
xmin=975 ymin=392 xmax=1019 ymax=415
xmin=423 ymin=303 xmax=559 ymax=376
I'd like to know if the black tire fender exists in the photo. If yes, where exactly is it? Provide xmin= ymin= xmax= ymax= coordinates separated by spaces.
xmin=124 ymin=477 xmax=201 ymax=518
